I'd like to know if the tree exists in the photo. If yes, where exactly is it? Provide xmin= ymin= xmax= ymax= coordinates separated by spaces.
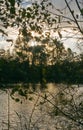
xmin=13 ymin=0 xmax=72 ymax=64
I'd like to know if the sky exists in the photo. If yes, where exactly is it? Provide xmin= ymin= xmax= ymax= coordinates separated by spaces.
xmin=0 ymin=0 xmax=83 ymax=53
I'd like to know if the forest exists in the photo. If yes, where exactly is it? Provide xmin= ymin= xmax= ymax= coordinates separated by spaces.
xmin=0 ymin=55 xmax=83 ymax=85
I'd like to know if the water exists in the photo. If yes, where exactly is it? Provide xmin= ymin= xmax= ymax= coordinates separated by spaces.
xmin=0 ymin=84 xmax=83 ymax=130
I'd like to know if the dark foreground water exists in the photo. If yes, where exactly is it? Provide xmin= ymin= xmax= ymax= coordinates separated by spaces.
xmin=0 ymin=84 xmax=83 ymax=130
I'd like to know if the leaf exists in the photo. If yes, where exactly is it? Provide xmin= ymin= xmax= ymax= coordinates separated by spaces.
xmin=28 ymin=97 xmax=33 ymax=101
xmin=15 ymin=98 xmax=20 ymax=102
xmin=40 ymin=101 xmax=45 ymax=105
xmin=67 ymin=21 xmax=72 ymax=24
xmin=42 ymin=5 xmax=45 ymax=10
xmin=8 ymin=0 xmax=15 ymax=6
xmin=0 ymin=29 xmax=8 ymax=36
xmin=18 ymin=89 xmax=25 ymax=96
xmin=0 ymin=0 xmax=3 ymax=4
xmin=27 ymin=7 xmax=32 ymax=12
xmin=81 ymin=8 xmax=83 ymax=15
xmin=58 ymin=31 xmax=62 ymax=39
xmin=10 ymin=87 xmax=19 ymax=96
xmin=53 ymin=108 xmax=60 ymax=116
xmin=6 ymin=39 xmax=13 ymax=42
xmin=27 ymin=12 xmax=31 ymax=18
xmin=22 ymin=9 xmax=26 ymax=18
xmin=52 ymin=19 xmax=56 ymax=23
xmin=10 ymin=7 xmax=15 ymax=15
xmin=48 ymin=2 xmax=52 ymax=6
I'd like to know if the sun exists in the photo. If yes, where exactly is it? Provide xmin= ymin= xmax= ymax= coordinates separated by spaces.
xmin=30 ymin=41 xmax=37 ymax=46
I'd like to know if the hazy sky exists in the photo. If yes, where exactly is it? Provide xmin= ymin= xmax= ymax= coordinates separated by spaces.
xmin=0 ymin=0 xmax=83 ymax=53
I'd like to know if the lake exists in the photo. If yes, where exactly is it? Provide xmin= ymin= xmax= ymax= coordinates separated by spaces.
xmin=0 ymin=84 xmax=83 ymax=130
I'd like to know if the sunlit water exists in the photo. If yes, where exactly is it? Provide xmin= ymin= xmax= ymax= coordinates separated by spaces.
xmin=0 ymin=84 xmax=83 ymax=130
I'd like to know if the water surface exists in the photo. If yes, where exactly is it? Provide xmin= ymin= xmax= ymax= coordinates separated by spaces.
xmin=0 ymin=84 xmax=83 ymax=130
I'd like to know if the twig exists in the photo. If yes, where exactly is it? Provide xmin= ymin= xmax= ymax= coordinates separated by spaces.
xmin=65 ymin=0 xmax=83 ymax=34
xmin=28 ymin=94 xmax=40 ymax=130
xmin=33 ymin=91 xmax=83 ymax=127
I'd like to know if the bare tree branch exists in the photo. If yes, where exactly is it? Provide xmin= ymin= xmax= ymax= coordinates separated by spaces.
xmin=65 ymin=0 xmax=83 ymax=34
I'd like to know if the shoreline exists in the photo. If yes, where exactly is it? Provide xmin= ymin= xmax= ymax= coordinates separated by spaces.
xmin=0 ymin=83 xmax=83 ymax=89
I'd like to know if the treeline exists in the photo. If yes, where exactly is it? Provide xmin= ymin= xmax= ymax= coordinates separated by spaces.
xmin=0 ymin=58 xmax=83 ymax=84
